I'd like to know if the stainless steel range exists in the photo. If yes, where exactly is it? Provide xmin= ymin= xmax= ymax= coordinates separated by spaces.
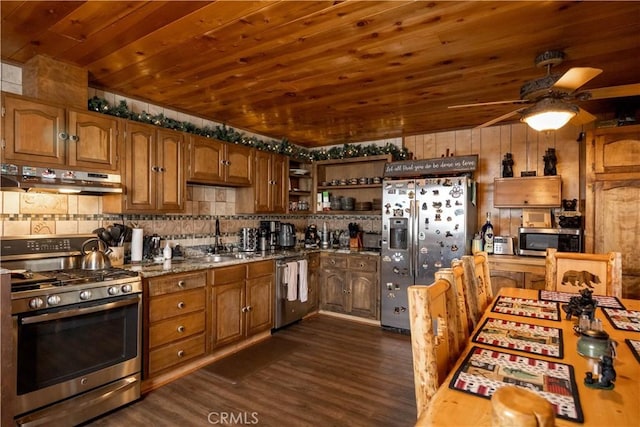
xmin=1 ymin=235 xmax=142 ymax=427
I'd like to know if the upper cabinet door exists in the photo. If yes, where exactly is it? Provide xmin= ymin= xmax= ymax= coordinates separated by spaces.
xmin=2 ymin=93 xmax=66 ymax=166
xmin=156 ymin=128 xmax=185 ymax=212
xmin=271 ymin=154 xmax=287 ymax=213
xmin=188 ymin=135 xmax=225 ymax=183
xmin=124 ymin=122 xmax=156 ymax=212
xmin=225 ymin=143 xmax=253 ymax=186
xmin=593 ymin=125 xmax=640 ymax=175
xmin=67 ymin=109 xmax=120 ymax=172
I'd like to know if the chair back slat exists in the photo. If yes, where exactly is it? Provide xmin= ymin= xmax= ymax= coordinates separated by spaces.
xmin=436 ymin=266 xmax=470 ymax=352
xmin=408 ymin=277 xmax=458 ymax=419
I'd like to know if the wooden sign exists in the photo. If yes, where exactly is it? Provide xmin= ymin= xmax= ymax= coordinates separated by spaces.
xmin=383 ymin=155 xmax=478 ymax=177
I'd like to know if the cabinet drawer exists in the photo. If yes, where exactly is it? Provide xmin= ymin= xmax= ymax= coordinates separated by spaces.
xmin=147 ymin=271 xmax=206 ymax=296
xmin=149 ymin=288 xmax=205 ymax=322
xmin=321 ymin=255 xmax=347 ymax=269
xmin=308 ymin=253 xmax=320 ymax=268
xmin=348 ymin=256 xmax=378 ymax=272
xmin=211 ymin=264 xmax=245 ymax=286
xmin=148 ymin=333 xmax=206 ymax=376
xmin=149 ymin=310 xmax=205 ymax=349
xmin=247 ymin=260 xmax=274 ymax=278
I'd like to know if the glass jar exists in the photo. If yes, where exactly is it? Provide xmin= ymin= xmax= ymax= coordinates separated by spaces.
xmin=577 ymin=329 xmax=615 ymax=359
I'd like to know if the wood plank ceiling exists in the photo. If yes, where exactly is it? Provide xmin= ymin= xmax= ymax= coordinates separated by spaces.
xmin=2 ymin=1 xmax=639 ymax=147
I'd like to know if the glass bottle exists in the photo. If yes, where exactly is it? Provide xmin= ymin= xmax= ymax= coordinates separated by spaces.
xmin=481 ymin=212 xmax=494 ymax=254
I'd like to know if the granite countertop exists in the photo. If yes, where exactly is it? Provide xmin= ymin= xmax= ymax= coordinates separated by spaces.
xmin=123 ymin=247 xmax=379 ymax=278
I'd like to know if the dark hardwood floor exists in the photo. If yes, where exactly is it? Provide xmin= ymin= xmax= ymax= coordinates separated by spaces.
xmin=88 ymin=315 xmax=417 ymax=426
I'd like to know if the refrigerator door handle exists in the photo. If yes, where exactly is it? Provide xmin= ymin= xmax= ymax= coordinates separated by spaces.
xmin=409 ymin=199 xmax=415 ymax=278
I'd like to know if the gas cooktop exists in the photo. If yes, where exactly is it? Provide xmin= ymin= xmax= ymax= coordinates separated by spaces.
xmin=11 ymin=268 xmax=139 ymax=292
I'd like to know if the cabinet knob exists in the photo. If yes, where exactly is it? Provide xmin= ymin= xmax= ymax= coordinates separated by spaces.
xmin=58 ymin=132 xmax=68 ymax=140
xmin=177 ymin=280 xmax=185 ymax=288
xmin=360 ymin=263 xmax=365 ymax=268
xmin=151 ymin=166 xmax=159 ymax=172
xmin=330 ymin=259 xmax=336 ymax=265
xmin=177 ymin=325 xmax=185 ymax=333
xmin=69 ymin=134 xmax=79 ymax=142
xmin=177 ymin=350 xmax=185 ymax=358
xmin=159 ymin=167 xmax=166 ymax=172
xmin=246 ymin=305 xmax=253 ymax=312
xmin=177 ymin=301 xmax=185 ymax=309
xmin=241 ymin=306 xmax=247 ymax=313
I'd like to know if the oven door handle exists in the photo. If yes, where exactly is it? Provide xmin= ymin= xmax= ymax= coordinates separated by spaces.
xmin=20 ymin=296 xmax=140 ymax=325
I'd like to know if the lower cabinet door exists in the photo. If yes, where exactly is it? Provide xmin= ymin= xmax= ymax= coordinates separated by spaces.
xmin=348 ymin=271 xmax=378 ymax=319
xmin=246 ymin=275 xmax=274 ymax=336
xmin=212 ymin=281 xmax=245 ymax=348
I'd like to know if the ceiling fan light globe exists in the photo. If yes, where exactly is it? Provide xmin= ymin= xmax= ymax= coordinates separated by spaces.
xmin=521 ymin=98 xmax=578 ymax=131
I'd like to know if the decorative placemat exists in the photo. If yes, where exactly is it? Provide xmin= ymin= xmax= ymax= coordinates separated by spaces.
xmin=602 ymin=308 xmax=640 ymax=332
xmin=539 ymin=290 xmax=626 ymax=310
xmin=472 ymin=317 xmax=563 ymax=358
xmin=626 ymin=339 xmax=640 ymax=363
xmin=450 ymin=346 xmax=583 ymax=423
xmin=491 ymin=296 xmax=560 ymax=321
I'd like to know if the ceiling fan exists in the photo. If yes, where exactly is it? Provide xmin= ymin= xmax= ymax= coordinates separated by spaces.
xmin=449 ymin=50 xmax=640 ymax=131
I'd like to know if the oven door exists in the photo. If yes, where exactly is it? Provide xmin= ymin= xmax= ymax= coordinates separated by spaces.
xmin=14 ymin=293 xmax=141 ymax=416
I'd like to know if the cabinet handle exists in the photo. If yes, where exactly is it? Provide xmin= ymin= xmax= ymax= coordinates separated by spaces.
xmin=177 ymin=325 xmax=185 ymax=333
xmin=177 ymin=280 xmax=185 ymax=288
xmin=177 ymin=301 xmax=185 ymax=309
xmin=177 ymin=350 xmax=185 ymax=358
xmin=69 ymin=134 xmax=79 ymax=142
xmin=58 ymin=132 xmax=69 ymax=140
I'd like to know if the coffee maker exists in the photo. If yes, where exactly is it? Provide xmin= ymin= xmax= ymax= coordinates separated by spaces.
xmin=260 ymin=220 xmax=280 ymax=250
xmin=304 ymin=225 xmax=320 ymax=248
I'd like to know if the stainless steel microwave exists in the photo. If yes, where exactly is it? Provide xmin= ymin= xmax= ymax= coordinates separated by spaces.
xmin=518 ymin=227 xmax=582 ymax=256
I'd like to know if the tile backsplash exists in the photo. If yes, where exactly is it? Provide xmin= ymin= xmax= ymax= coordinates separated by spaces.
xmin=1 ymin=187 xmax=381 ymax=250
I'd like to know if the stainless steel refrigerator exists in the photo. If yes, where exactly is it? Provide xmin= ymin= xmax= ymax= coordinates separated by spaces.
xmin=380 ymin=177 xmax=477 ymax=330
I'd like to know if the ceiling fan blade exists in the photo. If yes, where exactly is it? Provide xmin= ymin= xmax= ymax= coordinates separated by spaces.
xmin=448 ymin=100 xmax=528 ymax=109
xmin=570 ymin=107 xmax=597 ymax=125
xmin=553 ymin=67 xmax=603 ymax=92
xmin=584 ymin=83 xmax=640 ymax=100
xmin=475 ymin=107 xmax=526 ymax=128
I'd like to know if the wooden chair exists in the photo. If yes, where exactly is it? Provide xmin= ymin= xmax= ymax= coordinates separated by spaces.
xmin=459 ymin=252 xmax=494 ymax=330
xmin=436 ymin=266 xmax=471 ymax=352
xmin=545 ymin=248 xmax=622 ymax=298
xmin=408 ymin=277 xmax=459 ymax=419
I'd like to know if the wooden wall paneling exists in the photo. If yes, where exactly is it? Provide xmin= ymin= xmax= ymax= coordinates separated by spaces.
xmin=404 ymin=135 xmax=416 ymax=159
xmin=422 ymin=134 xmax=436 ymax=160
xmin=454 ymin=129 xmax=473 ymax=156
xmin=478 ymin=126 xmax=501 ymax=228
xmin=555 ymin=126 xmax=580 ymax=201
xmin=498 ymin=125 xmax=515 ymax=236
xmin=435 ymin=131 xmax=455 ymax=158
xmin=508 ymin=124 xmax=529 ymax=235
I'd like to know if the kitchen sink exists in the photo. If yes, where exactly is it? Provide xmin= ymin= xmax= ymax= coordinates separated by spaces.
xmin=187 ymin=253 xmax=249 ymax=263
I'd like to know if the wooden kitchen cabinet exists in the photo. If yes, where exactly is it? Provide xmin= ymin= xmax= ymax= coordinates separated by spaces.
xmin=488 ymin=255 xmax=546 ymax=293
xmin=314 ymin=154 xmax=390 ymax=214
xmin=320 ymin=252 xmax=380 ymax=320
xmin=236 ymin=151 xmax=287 ymax=213
xmin=210 ymin=260 xmax=274 ymax=348
xmin=103 ymin=121 xmax=185 ymax=213
xmin=144 ymin=271 xmax=207 ymax=378
xmin=307 ymin=252 xmax=320 ymax=313
xmin=2 ymin=92 xmax=120 ymax=172
xmin=586 ymin=125 xmax=640 ymax=299
xmin=493 ymin=176 xmax=562 ymax=208
xmin=187 ymin=135 xmax=253 ymax=186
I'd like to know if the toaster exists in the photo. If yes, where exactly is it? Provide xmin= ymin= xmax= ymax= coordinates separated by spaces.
xmin=362 ymin=232 xmax=382 ymax=250
xmin=493 ymin=236 xmax=515 ymax=255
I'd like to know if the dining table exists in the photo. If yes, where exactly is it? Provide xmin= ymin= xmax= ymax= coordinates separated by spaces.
xmin=419 ymin=287 xmax=640 ymax=426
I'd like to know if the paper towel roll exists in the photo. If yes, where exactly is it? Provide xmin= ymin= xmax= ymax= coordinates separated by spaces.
xmin=131 ymin=228 xmax=143 ymax=262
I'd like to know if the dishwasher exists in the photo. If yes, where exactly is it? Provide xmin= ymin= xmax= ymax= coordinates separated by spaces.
xmin=274 ymin=254 xmax=309 ymax=329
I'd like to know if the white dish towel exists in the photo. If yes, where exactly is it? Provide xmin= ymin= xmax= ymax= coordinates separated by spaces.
xmin=286 ymin=261 xmax=298 ymax=301
xmin=298 ymin=259 xmax=308 ymax=302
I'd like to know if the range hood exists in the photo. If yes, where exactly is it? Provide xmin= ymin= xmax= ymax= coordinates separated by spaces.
xmin=1 ymin=164 xmax=123 ymax=194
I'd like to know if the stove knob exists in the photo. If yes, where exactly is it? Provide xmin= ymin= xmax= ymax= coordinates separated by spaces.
xmin=29 ymin=297 xmax=44 ymax=310
xmin=121 ymin=284 xmax=133 ymax=294
xmin=108 ymin=286 xmax=119 ymax=296
xmin=79 ymin=290 xmax=92 ymax=301
xmin=47 ymin=295 xmax=61 ymax=306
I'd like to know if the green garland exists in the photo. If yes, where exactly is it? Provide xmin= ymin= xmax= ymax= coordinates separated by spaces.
xmin=88 ymin=96 xmax=408 ymax=161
